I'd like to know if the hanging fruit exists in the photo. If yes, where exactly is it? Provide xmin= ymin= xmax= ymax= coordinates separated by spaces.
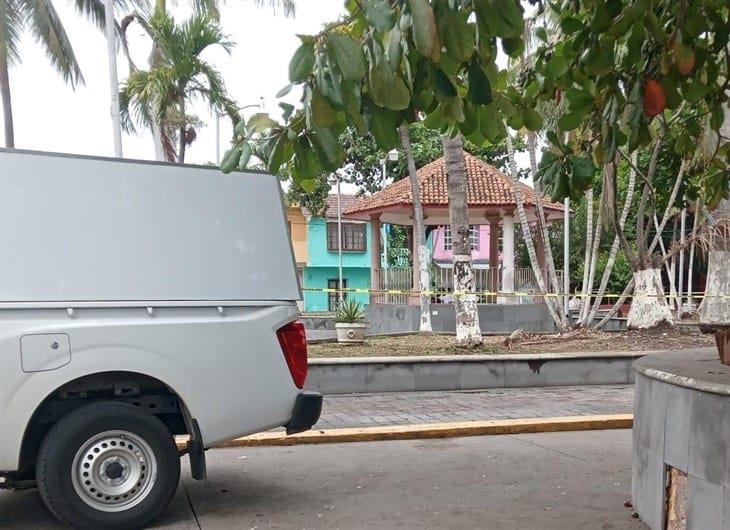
xmin=643 ymin=79 xmax=666 ymax=117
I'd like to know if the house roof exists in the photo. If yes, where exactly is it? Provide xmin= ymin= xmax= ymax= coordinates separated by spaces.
xmin=301 ymin=194 xmax=362 ymax=220
xmin=344 ymin=151 xmax=566 ymax=219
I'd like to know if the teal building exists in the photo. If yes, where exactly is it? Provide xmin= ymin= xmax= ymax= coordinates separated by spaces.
xmin=301 ymin=195 xmax=373 ymax=312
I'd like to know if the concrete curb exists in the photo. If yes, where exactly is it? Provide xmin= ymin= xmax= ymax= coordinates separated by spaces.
xmin=206 ymin=414 xmax=633 ymax=448
xmin=305 ymin=348 xmax=715 ymax=394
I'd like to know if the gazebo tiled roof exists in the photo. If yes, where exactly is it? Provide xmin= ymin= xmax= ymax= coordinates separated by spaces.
xmin=344 ymin=151 xmax=565 ymax=221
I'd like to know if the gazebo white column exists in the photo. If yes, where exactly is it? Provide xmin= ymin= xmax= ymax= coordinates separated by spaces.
xmin=370 ymin=213 xmax=382 ymax=304
xmin=499 ymin=214 xmax=515 ymax=304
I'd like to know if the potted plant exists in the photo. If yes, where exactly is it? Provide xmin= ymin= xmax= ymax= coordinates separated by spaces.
xmin=335 ymin=299 xmax=368 ymax=344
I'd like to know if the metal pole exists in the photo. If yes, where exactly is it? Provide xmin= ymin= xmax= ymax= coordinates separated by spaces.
xmin=104 ymin=0 xmax=123 ymax=158
xmin=215 ymin=113 xmax=220 ymax=165
xmin=337 ymin=174 xmax=343 ymax=305
xmin=563 ymin=197 xmax=570 ymax=318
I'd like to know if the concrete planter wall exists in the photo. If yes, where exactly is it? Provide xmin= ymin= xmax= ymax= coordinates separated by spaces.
xmin=632 ymin=350 xmax=730 ymax=529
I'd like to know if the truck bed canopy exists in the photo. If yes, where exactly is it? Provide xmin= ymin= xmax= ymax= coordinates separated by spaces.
xmin=0 ymin=150 xmax=300 ymax=303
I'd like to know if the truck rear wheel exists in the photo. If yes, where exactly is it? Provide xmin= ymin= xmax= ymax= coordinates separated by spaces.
xmin=36 ymin=401 xmax=180 ymax=530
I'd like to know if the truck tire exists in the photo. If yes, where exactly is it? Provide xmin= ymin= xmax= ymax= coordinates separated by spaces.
xmin=36 ymin=401 xmax=181 ymax=530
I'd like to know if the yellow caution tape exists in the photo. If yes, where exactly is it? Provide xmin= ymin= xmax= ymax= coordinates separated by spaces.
xmin=302 ymin=287 xmax=729 ymax=300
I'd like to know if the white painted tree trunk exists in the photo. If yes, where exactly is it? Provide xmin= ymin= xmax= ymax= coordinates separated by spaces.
xmin=627 ymin=269 xmax=673 ymax=329
xmin=398 ymin=125 xmax=432 ymax=332
xmin=686 ymin=200 xmax=702 ymax=313
xmin=442 ymin=134 xmax=482 ymax=346
xmin=579 ymin=188 xmax=593 ymax=322
xmin=587 ymin=153 xmax=637 ymax=325
xmin=527 ymin=132 xmax=562 ymax=298
xmin=581 ymin=185 xmax=604 ymax=325
xmin=505 ymin=135 xmax=566 ymax=330
xmin=699 ymin=251 xmax=730 ymax=328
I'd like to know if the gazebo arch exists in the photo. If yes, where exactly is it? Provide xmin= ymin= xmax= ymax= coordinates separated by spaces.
xmin=344 ymin=151 xmax=567 ymax=304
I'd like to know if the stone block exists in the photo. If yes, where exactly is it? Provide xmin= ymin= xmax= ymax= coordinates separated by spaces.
xmin=306 ymin=364 xmax=368 ymax=394
xmin=687 ymin=475 xmax=723 ymax=530
xmin=689 ymin=391 xmax=727 ymax=485
xmin=364 ymin=363 xmax=416 ymax=393
xmin=458 ymin=361 xmax=504 ymax=390
xmin=664 ymin=383 xmax=693 ymax=471
xmin=414 ymin=362 xmax=460 ymax=391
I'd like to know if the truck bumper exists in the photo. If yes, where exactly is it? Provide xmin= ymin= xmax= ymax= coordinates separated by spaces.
xmin=286 ymin=391 xmax=323 ymax=435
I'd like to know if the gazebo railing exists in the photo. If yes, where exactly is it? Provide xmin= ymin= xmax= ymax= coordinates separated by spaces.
xmin=379 ymin=266 xmax=563 ymax=305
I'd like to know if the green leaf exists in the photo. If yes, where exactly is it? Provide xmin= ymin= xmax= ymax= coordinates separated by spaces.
xmin=387 ymin=26 xmax=403 ymax=68
xmin=220 ymin=146 xmax=241 ymax=174
xmin=368 ymin=106 xmax=401 ymax=149
xmin=289 ymin=42 xmax=315 ymax=83
xmin=558 ymin=110 xmax=584 ymax=131
xmin=327 ymin=33 xmax=366 ymax=81
xmin=238 ymin=143 xmax=253 ymax=170
xmin=522 ymin=106 xmax=544 ymax=131
xmin=311 ymin=127 xmax=344 ymax=171
xmin=441 ymin=98 xmax=465 ymax=123
xmin=440 ymin=10 xmax=474 ymax=64
xmin=545 ymin=54 xmax=570 ymax=78
xmin=300 ymin=179 xmax=318 ymax=193
xmin=293 ymin=137 xmax=321 ymax=181
xmin=433 ymin=68 xmax=457 ymax=98
xmin=560 ymin=17 xmax=583 ymax=34
xmin=501 ymin=37 xmax=524 ymax=58
xmin=276 ymin=84 xmax=293 ymax=98
xmin=268 ymin=135 xmax=293 ymax=174
xmin=479 ymin=104 xmax=505 ymax=143
xmin=535 ymin=27 xmax=548 ymax=43
xmin=247 ymin=113 xmax=277 ymax=133
xmin=681 ymin=81 xmax=711 ymax=104
xmin=310 ymin=88 xmax=337 ymax=127
xmin=589 ymin=2 xmax=611 ymax=33
xmin=409 ymin=0 xmax=438 ymax=60
xmin=365 ymin=0 xmax=395 ymax=32
xmin=565 ymin=88 xmax=593 ymax=112
xmin=370 ymin=62 xmax=411 ymax=110
xmin=711 ymin=104 xmax=725 ymax=131
xmin=467 ymin=58 xmax=492 ymax=105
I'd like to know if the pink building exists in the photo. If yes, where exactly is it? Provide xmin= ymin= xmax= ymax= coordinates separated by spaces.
xmin=430 ymin=224 xmax=501 ymax=267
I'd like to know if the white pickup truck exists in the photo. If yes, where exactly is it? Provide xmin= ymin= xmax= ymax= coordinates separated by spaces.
xmin=0 ymin=149 xmax=322 ymax=529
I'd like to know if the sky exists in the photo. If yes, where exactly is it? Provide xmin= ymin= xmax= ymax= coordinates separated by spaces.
xmin=2 ymin=1 xmax=344 ymax=165
xmin=2 ymin=0 xmax=528 ymax=191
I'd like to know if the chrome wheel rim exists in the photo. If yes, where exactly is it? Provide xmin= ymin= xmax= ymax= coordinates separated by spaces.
xmin=71 ymin=430 xmax=158 ymax=513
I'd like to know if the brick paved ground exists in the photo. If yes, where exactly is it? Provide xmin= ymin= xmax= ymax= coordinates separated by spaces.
xmin=314 ymin=385 xmax=634 ymax=429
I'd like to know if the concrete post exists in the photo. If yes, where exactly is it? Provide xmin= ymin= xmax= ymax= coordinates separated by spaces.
xmin=370 ymin=214 xmax=382 ymax=304
xmin=500 ymin=214 xmax=515 ymax=304
xmin=487 ymin=215 xmax=500 ymax=303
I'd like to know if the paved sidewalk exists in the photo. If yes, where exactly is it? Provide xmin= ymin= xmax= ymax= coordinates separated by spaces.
xmin=314 ymin=385 xmax=634 ymax=429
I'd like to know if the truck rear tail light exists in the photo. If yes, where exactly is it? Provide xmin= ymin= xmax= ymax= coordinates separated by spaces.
xmin=277 ymin=321 xmax=308 ymax=389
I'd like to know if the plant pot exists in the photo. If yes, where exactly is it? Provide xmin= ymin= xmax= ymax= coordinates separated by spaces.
xmin=335 ymin=322 xmax=368 ymax=344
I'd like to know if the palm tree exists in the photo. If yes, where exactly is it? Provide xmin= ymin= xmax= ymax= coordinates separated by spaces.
xmin=398 ymin=125 xmax=432 ymax=333
xmin=0 ymin=0 xmax=146 ymax=148
xmin=442 ymin=133 xmax=483 ymax=347
xmin=119 ymin=10 xmax=238 ymax=163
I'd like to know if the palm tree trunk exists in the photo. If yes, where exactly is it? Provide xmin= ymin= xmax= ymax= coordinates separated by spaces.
xmin=580 ymin=184 xmax=604 ymax=325
xmin=399 ymin=125 xmax=432 ymax=332
xmin=527 ymin=132 xmax=562 ymax=299
xmin=0 ymin=50 xmax=14 ymax=148
xmin=587 ymin=154 xmax=637 ymax=326
xmin=686 ymin=199 xmax=702 ymax=312
xmin=579 ymin=188 xmax=593 ymax=323
xmin=442 ymin=134 xmax=482 ymax=346
xmin=505 ymin=135 xmax=567 ymax=330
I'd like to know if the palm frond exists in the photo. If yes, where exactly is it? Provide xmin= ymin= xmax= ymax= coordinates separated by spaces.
xmin=251 ymin=0 xmax=295 ymax=17
xmin=0 ymin=0 xmax=22 ymax=66
xmin=72 ymin=0 xmax=146 ymax=32
xmin=21 ymin=0 xmax=83 ymax=86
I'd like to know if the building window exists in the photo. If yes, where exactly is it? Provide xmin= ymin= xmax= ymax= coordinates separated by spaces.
xmin=328 ymin=278 xmax=347 ymax=312
xmin=327 ymin=223 xmax=367 ymax=252
xmin=443 ymin=225 xmax=479 ymax=251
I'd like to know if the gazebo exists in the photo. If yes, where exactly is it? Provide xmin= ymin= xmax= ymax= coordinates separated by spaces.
xmin=344 ymin=151 xmax=567 ymax=304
